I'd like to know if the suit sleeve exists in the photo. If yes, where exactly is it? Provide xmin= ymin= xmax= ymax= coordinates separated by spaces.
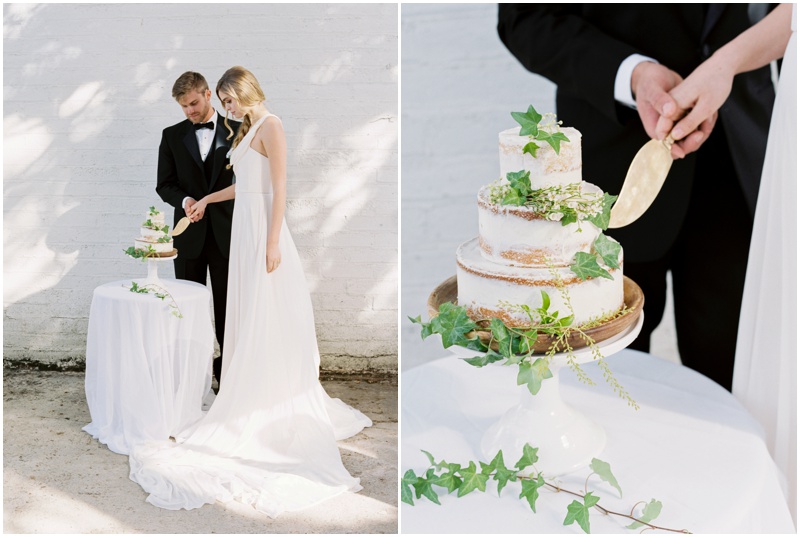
xmin=155 ymin=129 xmax=188 ymax=210
xmin=497 ymin=4 xmax=643 ymax=123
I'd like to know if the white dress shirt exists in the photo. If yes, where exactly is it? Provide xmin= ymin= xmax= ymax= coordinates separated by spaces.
xmin=614 ymin=53 xmax=659 ymax=109
xmin=183 ymin=113 xmax=218 ymax=211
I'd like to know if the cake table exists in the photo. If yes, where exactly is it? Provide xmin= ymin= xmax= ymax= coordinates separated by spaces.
xmin=400 ymin=350 xmax=794 ymax=533
xmin=83 ymin=278 xmax=214 ymax=455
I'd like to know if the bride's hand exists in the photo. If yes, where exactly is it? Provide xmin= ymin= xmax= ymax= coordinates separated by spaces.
xmin=266 ymin=242 xmax=281 ymax=273
xmin=190 ymin=198 xmax=208 ymax=222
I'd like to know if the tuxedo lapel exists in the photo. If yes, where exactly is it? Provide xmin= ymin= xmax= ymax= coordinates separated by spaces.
xmin=209 ymin=112 xmax=233 ymax=191
xmin=182 ymin=124 xmax=204 ymax=173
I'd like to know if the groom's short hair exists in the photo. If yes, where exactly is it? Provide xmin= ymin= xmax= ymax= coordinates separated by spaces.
xmin=172 ymin=71 xmax=209 ymax=100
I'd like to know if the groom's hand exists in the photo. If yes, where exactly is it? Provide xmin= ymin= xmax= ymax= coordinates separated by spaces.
xmin=631 ymin=62 xmax=686 ymax=158
xmin=184 ymin=197 xmax=197 ymax=216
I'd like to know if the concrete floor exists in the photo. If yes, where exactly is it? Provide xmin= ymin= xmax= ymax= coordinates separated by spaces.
xmin=3 ymin=370 xmax=398 ymax=534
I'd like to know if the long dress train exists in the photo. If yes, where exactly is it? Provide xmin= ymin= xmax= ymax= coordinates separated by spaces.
xmin=129 ymin=113 xmax=372 ymax=516
xmin=732 ymin=6 xmax=796 ymax=527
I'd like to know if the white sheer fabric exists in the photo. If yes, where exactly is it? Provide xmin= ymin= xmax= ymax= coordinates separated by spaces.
xmin=129 ymin=114 xmax=372 ymax=516
xmin=83 ymin=279 xmax=214 ymax=454
xmin=732 ymin=6 xmax=797 ymax=528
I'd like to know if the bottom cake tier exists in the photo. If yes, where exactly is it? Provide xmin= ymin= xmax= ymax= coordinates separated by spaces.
xmin=456 ymin=237 xmax=623 ymax=327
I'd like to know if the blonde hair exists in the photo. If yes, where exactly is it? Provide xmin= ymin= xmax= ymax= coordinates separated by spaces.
xmin=216 ymin=66 xmax=267 ymax=152
xmin=172 ymin=71 xmax=209 ymax=100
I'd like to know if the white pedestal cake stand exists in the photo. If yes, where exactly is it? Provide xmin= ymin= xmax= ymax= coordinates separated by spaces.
xmin=127 ymin=253 xmax=177 ymax=286
xmin=446 ymin=313 xmax=643 ymax=477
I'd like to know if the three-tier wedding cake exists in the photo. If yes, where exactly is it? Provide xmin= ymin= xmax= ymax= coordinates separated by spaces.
xmin=133 ymin=206 xmax=175 ymax=256
xmin=456 ymin=107 xmax=624 ymax=327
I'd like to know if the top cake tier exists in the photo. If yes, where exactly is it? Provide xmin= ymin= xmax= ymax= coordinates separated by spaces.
xmin=499 ymin=126 xmax=582 ymax=188
xmin=145 ymin=209 xmax=166 ymax=227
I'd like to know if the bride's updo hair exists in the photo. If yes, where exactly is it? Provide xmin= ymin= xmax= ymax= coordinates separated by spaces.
xmin=216 ymin=66 xmax=266 ymax=151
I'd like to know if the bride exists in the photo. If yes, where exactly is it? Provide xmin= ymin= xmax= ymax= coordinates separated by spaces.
xmin=128 ymin=66 xmax=372 ymax=516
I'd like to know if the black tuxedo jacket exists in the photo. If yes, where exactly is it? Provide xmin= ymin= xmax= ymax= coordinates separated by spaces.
xmin=156 ymin=112 xmax=240 ymax=259
xmin=498 ymin=4 xmax=775 ymax=262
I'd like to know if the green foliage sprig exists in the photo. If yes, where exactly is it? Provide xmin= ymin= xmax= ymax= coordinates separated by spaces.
xmin=124 ymin=245 xmax=159 ymax=261
xmin=126 ymin=281 xmax=183 ymax=318
xmin=511 ymin=105 xmax=570 ymax=157
xmin=488 ymin=171 xmax=608 ymax=227
xmin=402 ymin=445 xmax=689 ymax=534
xmin=141 ymin=219 xmax=170 ymax=234
xmin=569 ymin=233 xmax=622 ymax=281
xmin=410 ymin=294 xmax=636 ymax=407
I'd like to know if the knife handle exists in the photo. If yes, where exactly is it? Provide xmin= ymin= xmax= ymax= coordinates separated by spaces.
xmin=662 ymin=134 xmax=674 ymax=150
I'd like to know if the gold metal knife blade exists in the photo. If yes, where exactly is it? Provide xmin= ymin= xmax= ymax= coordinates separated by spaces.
xmin=170 ymin=216 xmax=192 ymax=236
xmin=608 ymin=136 xmax=674 ymax=229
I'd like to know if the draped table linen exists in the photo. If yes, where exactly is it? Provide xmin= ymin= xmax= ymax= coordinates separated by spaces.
xmin=83 ymin=278 xmax=214 ymax=455
xmin=401 ymin=349 xmax=794 ymax=533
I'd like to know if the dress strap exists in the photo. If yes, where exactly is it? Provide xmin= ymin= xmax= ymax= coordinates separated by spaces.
xmin=228 ymin=113 xmax=276 ymax=167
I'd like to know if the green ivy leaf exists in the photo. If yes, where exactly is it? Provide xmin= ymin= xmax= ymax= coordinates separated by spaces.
xmin=501 ymin=189 xmax=526 ymax=206
xmin=519 ymin=473 xmax=545 ymax=512
xmin=518 ymin=328 xmax=538 ymax=354
xmin=585 ymin=193 xmax=617 ymax=230
xmin=506 ymin=170 xmax=532 ymax=196
xmin=557 ymin=314 xmax=575 ymax=327
xmin=563 ymin=491 xmax=600 ymax=534
xmin=511 ymin=105 xmax=542 ymax=137
xmin=463 ymin=349 xmax=505 ymax=368
xmin=590 ymin=458 xmax=622 ymax=497
xmin=401 ymin=469 xmax=418 ymax=506
xmin=408 ymin=315 xmax=433 ymax=340
xmin=428 ymin=302 xmax=481 ymax=349
xmin=514 ymin=443 xmax=540 ymax=471
xmin=560 ymin=211 xmax=579 ymax=227
xmin=457 ymin=461 xmax=489 ymax=497
xmin=522 ymin=141 xmax=540 ymax=158
xmin=571 ymin=252 xmax=613 ymax=281
xmin=540 ymin=290 xmax=550 ymax=312
xmin=432 ymin=470 xmax=462 ymax=494
xmin=535 ymin=130 xmax=570 ymax=154
xmin=489 ymin=318 xmax=513 ymax=357
xmin=413 ymin=468 xmax=441 ymax=505
xmin=421 ymin=450 xmax=436 ymax=467
xmin=517 ymin=357 xmax=553 ymax=395
xmin=592 ymin=233 xmax=621 ymax=270
xmin=627 ymin=499 xmax=663 ymax=529
xmin=488 ymin=451 xmax=517 ymax=495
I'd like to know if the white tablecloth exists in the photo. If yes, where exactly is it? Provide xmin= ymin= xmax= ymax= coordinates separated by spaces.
xmin=83 ymin=278 xmax=214 ymax=455
xmin=401 ymin=350 xmax=794 ymax=533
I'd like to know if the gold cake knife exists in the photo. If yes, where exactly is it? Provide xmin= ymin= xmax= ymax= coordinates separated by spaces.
xmin=170 ymin=216 xmax=192 ymax=236
xmin=608 ymin=135 xmax=674 ymax=229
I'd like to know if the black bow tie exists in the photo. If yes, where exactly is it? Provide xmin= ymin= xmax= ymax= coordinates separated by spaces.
xmin=194 ymin=122 xmax=214 ymax=130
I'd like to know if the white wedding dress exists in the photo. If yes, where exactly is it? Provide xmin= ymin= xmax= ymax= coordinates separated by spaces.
xmin=732 ymin=6 xmax=796 ymax=527
xmin=129 ymin=113 xmax=372 ymax=516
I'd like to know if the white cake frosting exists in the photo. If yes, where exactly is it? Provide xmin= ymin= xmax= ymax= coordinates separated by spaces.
xmin=457 ymin=119 xmax=624 ymax=328
xmin=457 ymin=238 xmax=622 ymax=327
xmin=499 ymin=126 xmax=582 ymax=188
xmin=477 ymin=183 xmax=603 ymax=267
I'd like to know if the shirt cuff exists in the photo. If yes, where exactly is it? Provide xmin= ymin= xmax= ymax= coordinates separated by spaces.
xmin=615 ymin=54 xmax=659 ymax=109
xmin=182 ymin=196 xmax=192 ymax=211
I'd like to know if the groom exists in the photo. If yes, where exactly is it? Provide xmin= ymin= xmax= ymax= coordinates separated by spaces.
xmin=156 ymin=71 xmax=240 ymax=386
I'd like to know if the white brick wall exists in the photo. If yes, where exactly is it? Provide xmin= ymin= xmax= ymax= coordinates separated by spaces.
xmin=3 ymin=3 xmax=398 ymax=371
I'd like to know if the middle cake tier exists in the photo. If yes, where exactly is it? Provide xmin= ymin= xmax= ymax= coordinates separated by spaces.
xmin=478 ymin=182 xmax=605 ymax=267
xmin=457 ymin=237 xmax=624 ymax=327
